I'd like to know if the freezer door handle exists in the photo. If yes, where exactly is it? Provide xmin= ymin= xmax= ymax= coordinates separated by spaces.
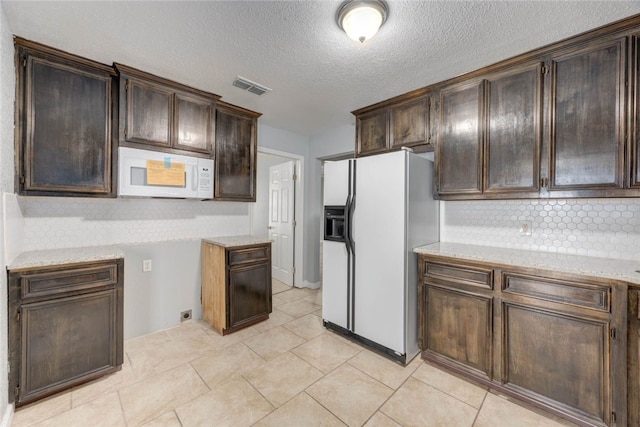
xmin=349 ymin=159 xmax=356 ymax=332
xmin=344 ymin=196 xmax=352 ymax=253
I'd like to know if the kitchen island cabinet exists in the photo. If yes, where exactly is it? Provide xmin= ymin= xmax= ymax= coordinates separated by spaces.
xmin=201 ymin=237 xmax=272 ymax=335
xmin=7 ymin=247 xmax=124 ymax=407
xmin=416 ymin=243 xmax=639 ymax=427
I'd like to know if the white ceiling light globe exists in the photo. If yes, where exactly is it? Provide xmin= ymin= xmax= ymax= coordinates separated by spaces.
xmin=337 ymin=1 xmax=388 ymax=44
xmin=342 ymin=6 xmax=383 ymax=43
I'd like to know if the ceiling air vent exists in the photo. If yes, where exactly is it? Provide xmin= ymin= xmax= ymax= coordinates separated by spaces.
xmin=232 ymin=76 xmax=272 ymax=96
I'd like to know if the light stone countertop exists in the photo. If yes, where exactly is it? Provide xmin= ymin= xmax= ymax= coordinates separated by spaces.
xmin=6 ymin=236 xmax=271 ymax=271
xmin=414 ymin=242 xmax=640 ymax=286
xmin=202 ymin=235 xmax=272 ymax=248
xmin=7 ymin=245 xmax=125 ymax=271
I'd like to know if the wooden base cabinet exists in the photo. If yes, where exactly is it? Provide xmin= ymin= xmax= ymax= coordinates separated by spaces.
xmin=629 ymin=289 xmax=640 ymax=427
xmin=201 ymin=241 xmax=272 ymax=335
xmin=419 ymin=256 xmax=629 ymax=427
xmin=8 ymin=259 xmax=124 ymax=407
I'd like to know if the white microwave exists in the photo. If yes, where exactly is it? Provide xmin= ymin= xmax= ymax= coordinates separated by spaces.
xmin=118 ymin=147 xmax=214 ymax=199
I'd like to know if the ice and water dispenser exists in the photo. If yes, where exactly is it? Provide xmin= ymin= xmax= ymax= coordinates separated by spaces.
xmin=324 ymin=206 xmax=346 ymax=242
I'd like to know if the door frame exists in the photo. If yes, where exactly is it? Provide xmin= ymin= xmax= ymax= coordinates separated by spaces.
xmin=252 ymin=147 xmax=304 ymax=288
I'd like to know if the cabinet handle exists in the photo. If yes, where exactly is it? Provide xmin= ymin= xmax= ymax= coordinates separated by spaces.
xmin=539 ymin=177 xmax=549 ymax=188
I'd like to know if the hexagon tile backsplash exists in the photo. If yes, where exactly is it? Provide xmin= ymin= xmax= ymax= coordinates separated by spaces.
xmin=442 ymin=198 xmax=640 ymax=261
xmin=18 ymin=196 xmax=250 ymax=252
xmin=13 ymin=196 xmax=640 ymax=262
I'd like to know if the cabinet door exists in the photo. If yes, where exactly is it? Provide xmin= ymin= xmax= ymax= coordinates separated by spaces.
xmin=632 ymin=35 xmax=640 ymax=189
xmin=356 ymin=109 xmax=388 ymax=157
xmin=628 ymin=289 xmax=640 ymax=427
xmin=19 ymin=290 xmax=118 ymax=404
xmin=123 ymin=77 xmax=172 ymax=148
xmin=214 ymin=108 xmax=257 ymax=201
xmin=389 ymin=97 xmax=430 ymax=150
xmin=227 ymin=262 xmax=271 ymax=330
xmin=503 ymin=302 xmax=611 ymax=425
xmin=21 ymin=53 xmax=113 ymax=195
xmin=423 ymin=285 xmax=492 ymax=378
xmin=549 ymin=37 xmax=626 ymax=192
xmin=437 ymin=80 xmax=484 ymax=196
xmin=174 ymin=93 xmax=213 ymax=154
xmin=485 ymin=63 xmax=543 ymax=195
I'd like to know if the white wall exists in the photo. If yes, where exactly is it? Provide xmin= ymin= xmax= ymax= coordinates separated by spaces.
xmin=257 ymin=123 xmax=316 ymax=286
xmin=0 ymin=2 xmax=14 ymax=424
xmin=258 ymin=123 xmax=309 ymax=157
xmin=121 ymin=240 xmax=203 ymax=340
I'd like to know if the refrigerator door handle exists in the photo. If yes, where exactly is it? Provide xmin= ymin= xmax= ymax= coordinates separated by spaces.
xmin=349 ymin=159 xmax=356 ymax=331
xmin=344 ymin=195 xmax=352 ymax=253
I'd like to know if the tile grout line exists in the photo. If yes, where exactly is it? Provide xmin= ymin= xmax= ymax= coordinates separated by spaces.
xmin=471 ymin=390 xmax=489 ymax=426
xmin=409 ymin=363 xmax=488 ymax=413
xmin=357 ymin=359 xmax=422 ymax=426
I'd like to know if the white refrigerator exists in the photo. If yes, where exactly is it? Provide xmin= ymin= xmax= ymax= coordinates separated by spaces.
xmin=322 ymin=150 xmax=439 ymax=364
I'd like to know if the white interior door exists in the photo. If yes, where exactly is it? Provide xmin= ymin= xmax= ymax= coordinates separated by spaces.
xmin=269 ymin=161 xmax=295 ymax=286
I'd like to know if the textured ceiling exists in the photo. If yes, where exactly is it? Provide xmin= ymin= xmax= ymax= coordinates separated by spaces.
xmin=3 ymin=1 xmax=640 ymax=138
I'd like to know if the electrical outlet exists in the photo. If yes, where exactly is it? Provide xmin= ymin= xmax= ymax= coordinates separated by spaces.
xmin=519 ymin=221 xmax=532 ymax=236
xmin=142 ymin=259 xmax=152 ymax=272
xmin=180 ymin=309 xmax=192 ymax=322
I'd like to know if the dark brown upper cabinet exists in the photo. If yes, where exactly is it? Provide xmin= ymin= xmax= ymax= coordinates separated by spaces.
xmin=353 ymin=92 xmax=432 ymax=157
xmin=14 ymin=38 xmax=117 ymax=197
xmin=547 ymin=36 xmax=626 ymax=196
xmin=432 ymin=20 xmax=640 ymax=200
xmin=356 ymin=108 xmax=388 ymax=157
xmin=115 ymin=63 xmax=220 ymax=157
xmin=214 ymin=102 xmax=261 ymax=201
xmin=389 ymin=97 xmax=430 ymax=150
xmin=629 ymin=32 xmax=640 ymax=189
xmin=436 ymin=79 xmax=484 ymax=196
xmin=484 ymin=62 xmax=543 ymax=197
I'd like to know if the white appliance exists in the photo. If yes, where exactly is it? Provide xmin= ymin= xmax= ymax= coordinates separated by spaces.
xmin=118 ymin=146 xmax=213 ymax=199
xmin=322 ymin=150 xmax=439 ymax=364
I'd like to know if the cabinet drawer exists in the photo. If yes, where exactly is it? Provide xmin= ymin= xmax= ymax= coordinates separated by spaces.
xmin=228 ymin=246 xmax=269 ymax=266
xmin=20 ymin=264 xmax=118 ymax=300
xmin=423 ymin=261 xmax=493 ymax=289
xmin=502 ymin=273 xmax=610 ymax=312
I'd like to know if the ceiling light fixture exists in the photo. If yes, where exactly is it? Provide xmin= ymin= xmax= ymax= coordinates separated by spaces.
xmin=336 ymin=0 xmax=388 ymax=44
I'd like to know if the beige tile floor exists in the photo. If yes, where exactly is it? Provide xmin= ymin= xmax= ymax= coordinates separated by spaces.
xmin=11 ymin=281 xmax=578 ymax=427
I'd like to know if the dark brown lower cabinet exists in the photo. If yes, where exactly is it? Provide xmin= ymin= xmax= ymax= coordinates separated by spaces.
xmin=419 ymin=256 xmax=631 ymax=427
xmin=228 ymin=261 xmax=271 ymax=331
xmin=629 ymin=289 xmax=640 ymax=427
xmin=424 ymin=286 xmax=493 ymax=378
xmin=201 ymin=241 xmax=272 ymax=335
xmin=503 ymin=303 xmax=611 ymax=423
xmin=8 ymin=259 xmax=124 ymax=407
